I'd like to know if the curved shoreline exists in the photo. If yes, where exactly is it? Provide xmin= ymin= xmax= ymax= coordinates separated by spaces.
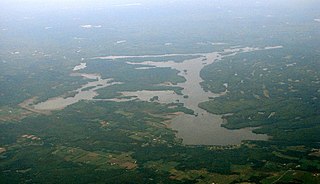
xmin=28 ymin=46 xmax=282 ymax=145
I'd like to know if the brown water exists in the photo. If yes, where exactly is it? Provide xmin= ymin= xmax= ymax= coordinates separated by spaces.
xmin=34 ymin=74 xmax=121 ymax=110
xmin=122 ymin=50 xmax=270 ymax=145
xmin=35 ymin=46 xmax=282 ymax=145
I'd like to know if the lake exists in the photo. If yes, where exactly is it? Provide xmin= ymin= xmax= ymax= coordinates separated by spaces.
xmin=119 ymin=49 xmax=270 ymax=145
xmin=34 ymin=46 xmax=281 ymax=145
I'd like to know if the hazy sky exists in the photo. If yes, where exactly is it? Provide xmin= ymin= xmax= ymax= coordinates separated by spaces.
xmin=1 ymin=0 xmax=139 ymax=11
xmin=2 ymin=0 xmax=320 ymax=11
xmin=2 ymin=0 xmax=319 ymax=8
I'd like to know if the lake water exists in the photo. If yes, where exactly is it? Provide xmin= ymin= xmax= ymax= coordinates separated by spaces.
xmin=34 ymin=74 xmax=120 ymax=110
xmin=122 ymin=50 xmax=269 ymax=145
xmin=34 ymin=46 xmax=282 ymax=145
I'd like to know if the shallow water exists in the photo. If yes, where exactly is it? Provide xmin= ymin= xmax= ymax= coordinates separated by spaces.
xmin=36 ymin=46 xmax=281 ymax=145
xmin=34 ymin=74 xmax=119 ymax=110
xmin=123 ymin=50 xmax=269 ymax=145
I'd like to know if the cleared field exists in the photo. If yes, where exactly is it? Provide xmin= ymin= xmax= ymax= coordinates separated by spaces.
xmin=52 ymin=146 xmax=137 ymax=170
